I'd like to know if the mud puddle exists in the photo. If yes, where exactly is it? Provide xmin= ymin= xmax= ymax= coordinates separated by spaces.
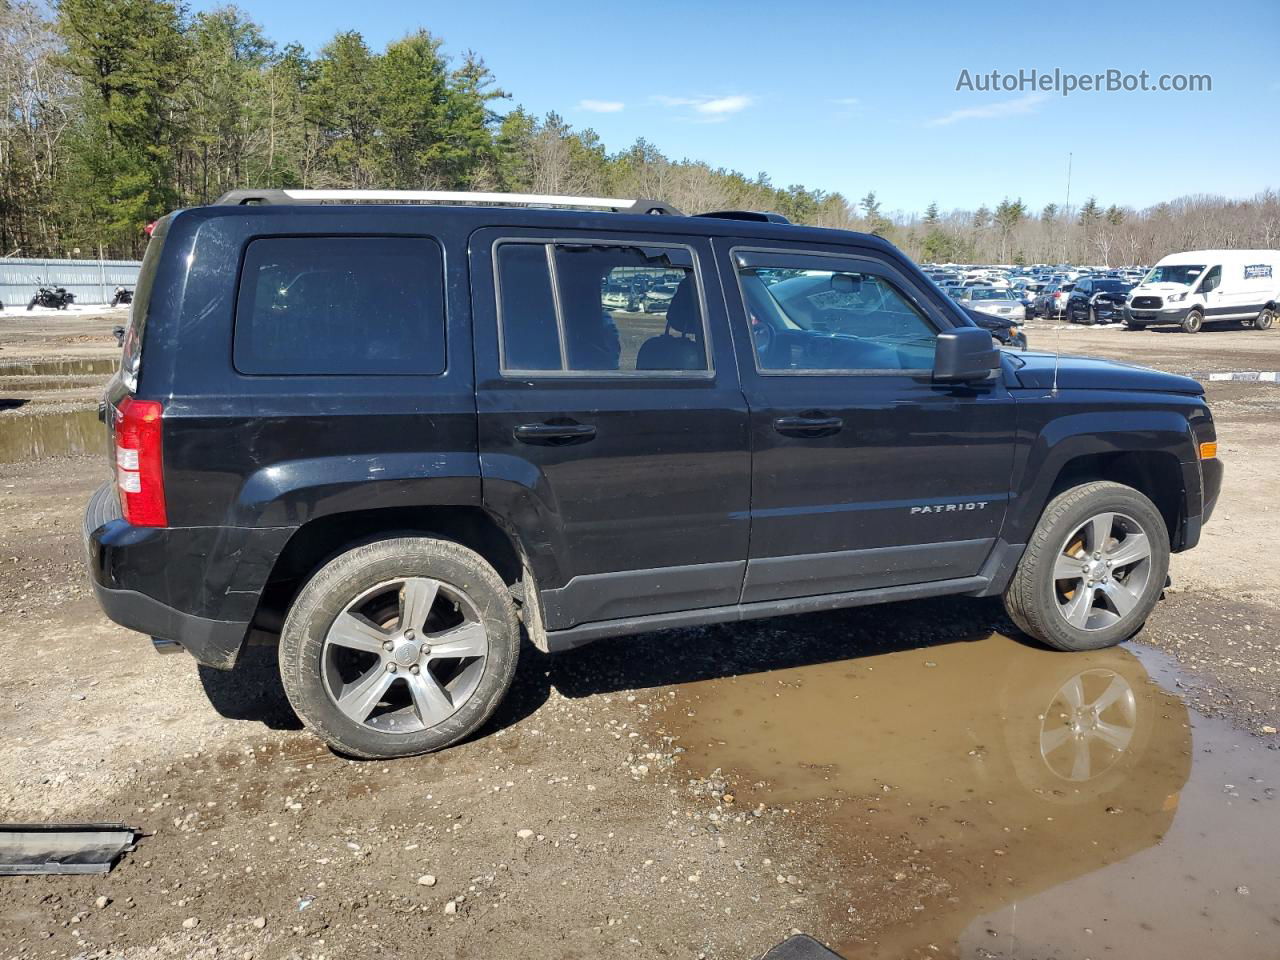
xmin=0 ymin=407 xmax=102 ymax=461
xmin=662 ymin=634 xmax=1279 ymax=959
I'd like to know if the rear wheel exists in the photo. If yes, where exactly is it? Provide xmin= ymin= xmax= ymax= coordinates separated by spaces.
xmin=1255 ymin=307 xmax=1275 ymax=331
xmin=279 ymin=537 xmax=519 ymax=758
xmin=1181 ymin=309 xmax=1204 ymax=334
xmin=1004 ymin=482 xmax=1169 ymax=651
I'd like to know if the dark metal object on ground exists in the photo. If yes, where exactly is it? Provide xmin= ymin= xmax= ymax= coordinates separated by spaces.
xmin=760 ymin=934 xmax=846 ymax=959
xmin=0 ymin=823 xmax=143 ymax=875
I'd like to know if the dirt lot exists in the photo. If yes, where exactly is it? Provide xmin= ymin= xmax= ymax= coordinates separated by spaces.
xmin=1 ymin=312 xmax=1278 ymax=959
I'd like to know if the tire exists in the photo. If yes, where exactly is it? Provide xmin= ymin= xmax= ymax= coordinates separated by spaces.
xmin=1255 ymin=308 xmax=1275 ymax=331
xmin=1124 ymin=318 xmax=1146 ymax=331
xmin=1181 ymin=309 xmax=1203 ymax=334
xmin=1003 ymin=481 xmax=1170 ymax=652
xmin=1012 ymin=332 xmax=1028 ymax=350
xmin=26 ymin=297 xmax=36 ymax=311
xmin=278 ymin=537 xmax=519 ymax=759
xmin=1082 ymin=306 xmax=1097 ymax=326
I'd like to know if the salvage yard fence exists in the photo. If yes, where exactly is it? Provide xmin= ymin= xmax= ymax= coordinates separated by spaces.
xmin=0 ymin=258 xmax=142 ymax=308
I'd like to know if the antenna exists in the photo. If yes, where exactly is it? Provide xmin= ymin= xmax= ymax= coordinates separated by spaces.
xmin=1051 ymin=150 xmax=1072 ymax=395
xmin=1062 ymin=152 xmax=1072 ymax=265
xmin=1052 ymin=325 xmax=1061 ymax=396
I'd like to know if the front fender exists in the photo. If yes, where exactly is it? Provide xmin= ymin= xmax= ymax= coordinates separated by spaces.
xmin=1004 ymin=400 xmax=1199 ymax=545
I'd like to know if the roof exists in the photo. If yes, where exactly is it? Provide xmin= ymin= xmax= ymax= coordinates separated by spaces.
xmin=185 ymin=189 xmax=894 ymax=254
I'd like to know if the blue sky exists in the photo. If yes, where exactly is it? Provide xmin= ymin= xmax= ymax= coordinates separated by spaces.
xmin=197 ymin=0 xmax=1279 ymax=217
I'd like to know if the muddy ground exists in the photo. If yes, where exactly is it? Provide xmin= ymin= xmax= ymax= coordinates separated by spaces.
xmin=1 ymin=311 xmax=1278 ymax=959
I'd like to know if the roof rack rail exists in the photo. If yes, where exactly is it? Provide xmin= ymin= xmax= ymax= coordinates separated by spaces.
xmin=213 ymin=189 xmax=683 ymax=216
xmin=693 ymin=210 xmax=791 ymax=225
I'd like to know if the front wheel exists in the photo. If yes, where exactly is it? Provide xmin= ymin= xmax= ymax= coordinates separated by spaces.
xmin=1255 ymin=308 xmax=1275 ymax=331
xmin=1124 ymin=318 xmax=1146 ymax=331
xmin=1003 ymin=481 xmax=1170 ymax=651
xmin=279 ymin=537 xmax=520 ymax=758
xmin=1181 ymin=309 xmax=1204 ymax=334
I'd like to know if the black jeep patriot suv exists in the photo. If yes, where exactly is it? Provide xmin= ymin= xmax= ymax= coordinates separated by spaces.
xmin=85 ymin=189 xmax=1222 ymax=758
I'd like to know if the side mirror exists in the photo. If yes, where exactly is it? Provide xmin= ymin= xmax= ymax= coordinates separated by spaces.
xmin=933 ymin=326 xmax=1000 ymax=382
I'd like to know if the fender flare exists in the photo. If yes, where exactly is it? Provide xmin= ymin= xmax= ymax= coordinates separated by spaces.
xmin=1004 ymin=410 xmax=1198 ymax=545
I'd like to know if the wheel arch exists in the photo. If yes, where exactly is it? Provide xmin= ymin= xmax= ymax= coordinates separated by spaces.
xmin=1007 ymin=414 xmax=1198 ymax=553
xmin=1044 ymin=451 xmax=1185 ymax=547
xmin=252 ymin=505 xmax=535 ymax=636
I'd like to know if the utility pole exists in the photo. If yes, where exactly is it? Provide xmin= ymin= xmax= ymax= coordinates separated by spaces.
xmin=1062 ymin=152 xmax=1072 ymax=263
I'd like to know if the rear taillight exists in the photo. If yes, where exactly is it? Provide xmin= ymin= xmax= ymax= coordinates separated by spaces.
xmin=114 ymin=396 xmax=167 ymax=527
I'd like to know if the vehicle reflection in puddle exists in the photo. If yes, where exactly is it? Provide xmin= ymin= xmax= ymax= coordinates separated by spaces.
xmin=664 ymin=634 xmax=1278 ymax=958
xmin=0 ymin=408 xmax=102 ymax=462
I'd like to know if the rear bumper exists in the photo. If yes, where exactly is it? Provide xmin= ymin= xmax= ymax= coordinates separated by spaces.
xmin=83 ymin=483 xmax=294 ymax=669
xmin=90 ymin=581 xmax=252 ymax=668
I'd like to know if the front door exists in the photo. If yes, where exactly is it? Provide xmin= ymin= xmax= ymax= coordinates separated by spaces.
xmin=471 ymin=228 xmax=751 ymax=630
xmin=713 ymin=240 xmax=1017 ymax=603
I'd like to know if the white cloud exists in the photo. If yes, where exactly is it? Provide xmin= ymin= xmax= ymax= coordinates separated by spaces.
xmin=578 ymin=99 xmax=625 ymax=113
xmin=653 ymin=94 xmax=754 ymax=121
xmin=830 ymin=97 xmax=860 ymax=106
xmin=926 ymin=93 xmax=1047 ymax=126
xmin=693 ymin=95 xmax=753 ymax=115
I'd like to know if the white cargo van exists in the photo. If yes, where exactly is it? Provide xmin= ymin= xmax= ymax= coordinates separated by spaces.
xmin=1124 ymin=249 xmax=1280 ymax=333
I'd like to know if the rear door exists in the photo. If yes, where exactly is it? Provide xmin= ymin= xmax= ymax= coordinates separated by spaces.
xmin=714 ymin=239 xmax=1017 ymax=603
xmin=470 ymin=227 xmax=751 ymax=631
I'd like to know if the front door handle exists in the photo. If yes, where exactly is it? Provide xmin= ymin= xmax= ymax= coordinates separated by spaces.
xmin=773 ymin=415 xmax=843 ymax=438
xmin=513 ymin=422 xmax=597 ymax=446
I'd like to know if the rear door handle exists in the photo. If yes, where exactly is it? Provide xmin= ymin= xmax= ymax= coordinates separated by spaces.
xmin=513 ymin=422 xmax=597 ymax=446
xmin=773 ymin=415 xmax=843 ymax=438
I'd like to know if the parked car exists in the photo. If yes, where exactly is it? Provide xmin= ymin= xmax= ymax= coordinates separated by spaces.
xmin=1125 ymin=250 xmax=1280 ymax=333
xmin=953 ymin=286 xmax=1027 ymax=323
xmin=1066 ymin=277 xmax=1133 ymax=325
xmin=84 ymin=188 xmax=1221 ymax=758
xmin=1033 ymin=281 xmax=1075 ymax=318
xmin=959 ymin=304 xmax=1027 ymax=350
xmin=641 ymin=281 xmax=678 ymax=312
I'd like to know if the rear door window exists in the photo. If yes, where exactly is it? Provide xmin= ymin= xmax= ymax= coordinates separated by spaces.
xmin=495 ymin=240 xmax=708 ymax=375
xmin=234 ymin=236 xmax=445 ymax=376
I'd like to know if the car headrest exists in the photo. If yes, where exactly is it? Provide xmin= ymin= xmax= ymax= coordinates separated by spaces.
xmin=666 ymin=278 xmax=699 ymax=336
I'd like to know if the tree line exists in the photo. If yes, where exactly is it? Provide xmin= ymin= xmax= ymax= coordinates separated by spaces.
xmin=2 ymin=0 xmax=1277 ymax=263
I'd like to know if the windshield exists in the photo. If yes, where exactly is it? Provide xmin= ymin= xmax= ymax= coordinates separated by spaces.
xmin=1143 ymin=264 xmax=1205 ymax=286
xmin=1093 ymin=280 xmax=1130 ymax=293
xmin=968 ymin=288 xmax=1015 ymax=301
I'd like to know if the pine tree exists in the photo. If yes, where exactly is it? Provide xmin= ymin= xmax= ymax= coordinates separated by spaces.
xmin=993 ymin=198 xmax=1026 ymax=261
xmin=56 ymin=0 xmax=188 ymax=252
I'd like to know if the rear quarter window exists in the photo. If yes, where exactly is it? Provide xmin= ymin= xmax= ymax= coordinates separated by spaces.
xmin=233 ymin=236 xmax=446 ymax=376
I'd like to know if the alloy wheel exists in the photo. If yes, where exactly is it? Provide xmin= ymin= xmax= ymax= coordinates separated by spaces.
xmin=321 ymin=577 xmax=488 ymax=734
xmin=1052 ymin=511 xmax=1153 ymax=631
